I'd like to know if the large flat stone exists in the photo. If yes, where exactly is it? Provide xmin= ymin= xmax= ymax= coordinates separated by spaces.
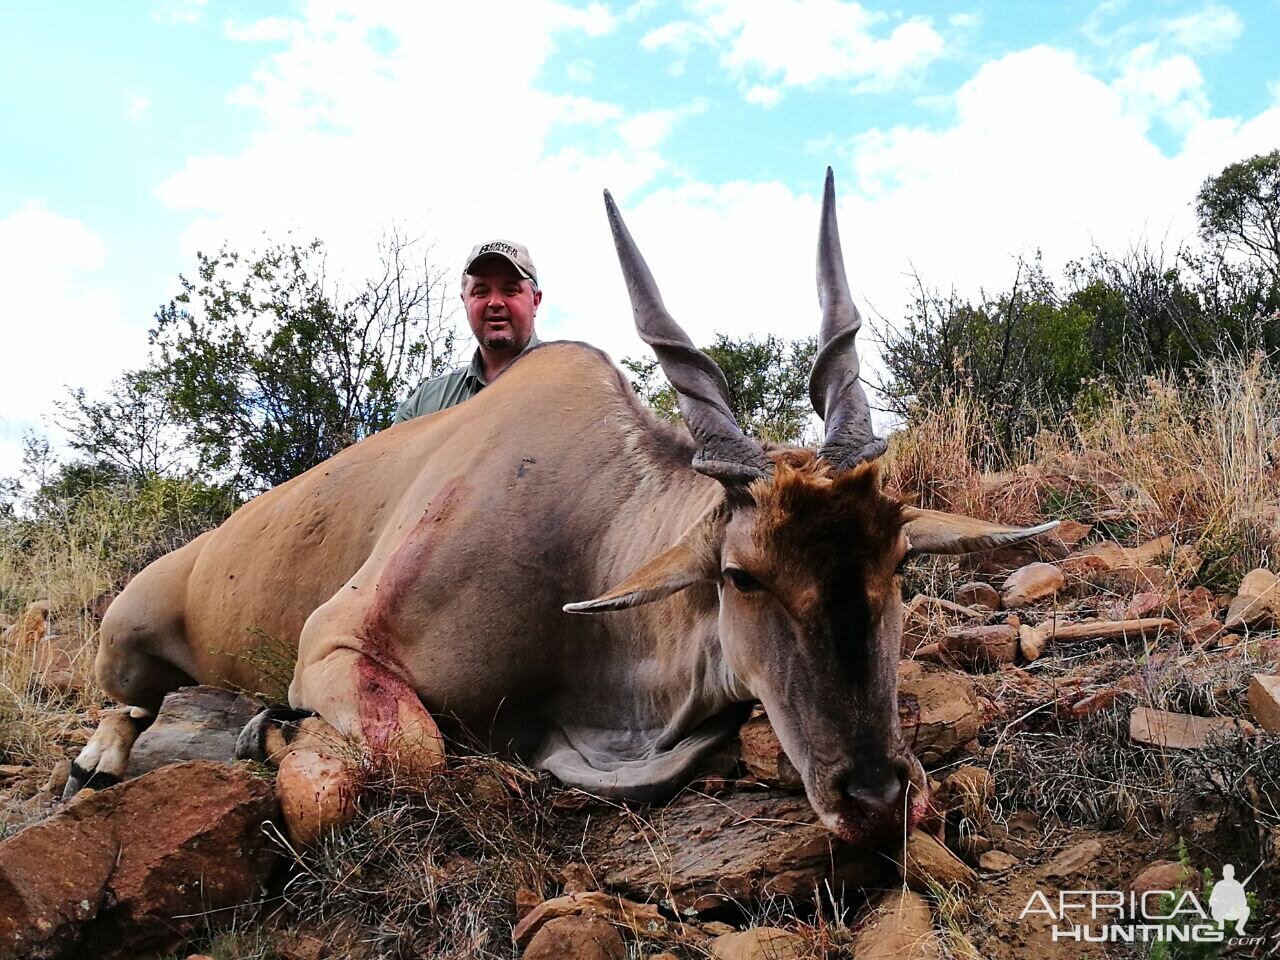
xmin=0 ymin=760 xmax=279 ymax=959
xmin=127 ymin=685 xmax=262 ymax=777
xmin=592 ymin=791 xmax=889 ymax=913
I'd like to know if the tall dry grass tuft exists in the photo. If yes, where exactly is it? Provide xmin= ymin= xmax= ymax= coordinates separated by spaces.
xmin=887 ymin=353 xmax=1280 ymax=583
xmin=0 ymin=477 xmax=233 ymax=783
xmin=1039 ymin=354 xmax=1280 ymax=583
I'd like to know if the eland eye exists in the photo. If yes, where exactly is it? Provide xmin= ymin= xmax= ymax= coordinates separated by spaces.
xmin=723 ymin=568 xmax=761 ymax=593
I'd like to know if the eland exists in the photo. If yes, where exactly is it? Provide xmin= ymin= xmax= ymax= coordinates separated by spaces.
xmin=68 ymin=170 xmax=1055 ymax=843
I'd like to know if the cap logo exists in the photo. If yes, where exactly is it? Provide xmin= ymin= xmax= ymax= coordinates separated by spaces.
xmin=479 ymin=241 xmax=520 ymax=258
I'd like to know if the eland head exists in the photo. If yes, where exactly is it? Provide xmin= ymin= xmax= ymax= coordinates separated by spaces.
xmin=567 ymin=169 xmax=1056 ymax=843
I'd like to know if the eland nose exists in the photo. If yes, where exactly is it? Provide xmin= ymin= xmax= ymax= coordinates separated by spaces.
xmin=839 ymin=756 xmax=921 ymax=830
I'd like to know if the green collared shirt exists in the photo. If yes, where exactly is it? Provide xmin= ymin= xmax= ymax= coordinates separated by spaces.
xmin=392 ymin=333 xmax=540 ymax=424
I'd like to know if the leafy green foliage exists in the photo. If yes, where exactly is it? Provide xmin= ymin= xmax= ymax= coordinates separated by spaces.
xmin=879 ymin=243 xmax=1280 ymax=456
xmin=624 ymin=333 xmax=818 ymax=444
xmin=147 ymin=233 xmax=458 ymax=493
xmin=1196 ymin=149 xmax=1280 ymax=283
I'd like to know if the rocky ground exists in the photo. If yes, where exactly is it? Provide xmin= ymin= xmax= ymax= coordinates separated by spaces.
xmin=1 ymin=473 xmax=1279 ymax=959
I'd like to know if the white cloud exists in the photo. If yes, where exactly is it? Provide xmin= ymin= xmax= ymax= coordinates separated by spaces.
xmin=224 ymin=16 xmax=293 ymax=42
xmin=645 ymin=0 xmax=944 ymax=97
xmin=838 ymin=45 xmax=1280 ymax=324
xmin=618 ymin=101 xmax=706 ymax=151
xmin=148 ymin=5 xmax=1280 ymax=432
xmin=1161 ymin=4 xmax=1242 ymax=54
xmin=745 ymin=84 xmax=781 ymax=107
xmin=0 ymin=206 xmax=145 ymax=477
xmin=152 ymin=0 xmax=207 ymax=25
xmin=640 ymin=20 xmax=710 ymax=55
xmin=124 ymin=95 xmax=151 ymax=121
xmin=1113 ymin=42 xmax=1208 ymax=133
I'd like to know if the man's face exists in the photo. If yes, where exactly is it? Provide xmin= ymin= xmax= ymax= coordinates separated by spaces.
xmin=462 ymin=258 xmax=540 ymax=355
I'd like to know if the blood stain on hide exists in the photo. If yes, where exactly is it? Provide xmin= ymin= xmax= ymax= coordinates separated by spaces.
xmin=355 ymin=656 xmax=421 ymax=753
xmin=361 ymin=476 xmax=468 ymax=662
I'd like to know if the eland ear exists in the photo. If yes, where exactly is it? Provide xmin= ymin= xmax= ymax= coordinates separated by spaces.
xmin=904 ymin=508 xmax=1059 ymax=557
xmin=564 ymin=503 xmax=726 ymax=614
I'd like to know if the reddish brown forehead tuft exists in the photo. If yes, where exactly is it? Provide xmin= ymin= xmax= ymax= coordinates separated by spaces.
xmin=747 ymin=451 xmax=905 ymax=577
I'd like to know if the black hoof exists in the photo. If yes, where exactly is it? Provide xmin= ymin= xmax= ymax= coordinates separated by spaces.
xmin=234 ymin=705 xmax=316 ymax=762
xmin=61 ymin=762 xmax=121 ymax=800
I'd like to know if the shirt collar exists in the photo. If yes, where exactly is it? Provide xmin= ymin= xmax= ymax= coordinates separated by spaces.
xmin=466 ymin=330 xmax=541 ymax=385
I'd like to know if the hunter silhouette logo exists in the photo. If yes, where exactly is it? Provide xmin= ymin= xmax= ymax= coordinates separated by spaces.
xmin=1021 ymin=861 xmax=1265 ymax=948
xmin=1209 ymin=864 xmax=1250 ymax=935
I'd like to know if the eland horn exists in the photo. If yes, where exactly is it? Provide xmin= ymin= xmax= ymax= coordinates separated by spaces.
xmin=604 ymin=190 xmax=771 ymax=485
xmin=809 ymin=167 xmax=886 ymax=470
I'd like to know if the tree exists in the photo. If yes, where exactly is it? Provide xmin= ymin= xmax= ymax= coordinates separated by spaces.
xmin=56 ymin=368 xmax=190 ymax=484
xmin=623 ymin=333 xmax=818 ymax=445
xmin=877 ymin=238 xmax=1280 ymax=456
xmin=1196 ymin=150 xmax=1280 ymax=284
xmin=148 ymin=231 xmax=459 ymax=492
xmin=876 ymin=256 xmax=1079 ymax=455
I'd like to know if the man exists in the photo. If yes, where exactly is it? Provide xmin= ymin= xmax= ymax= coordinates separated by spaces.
xmin=393 ymin=239 xmax=542 ymax=423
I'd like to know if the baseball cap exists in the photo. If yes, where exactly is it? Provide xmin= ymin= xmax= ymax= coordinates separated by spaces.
xmin=463 ymin=239 xmax=537 ymax=284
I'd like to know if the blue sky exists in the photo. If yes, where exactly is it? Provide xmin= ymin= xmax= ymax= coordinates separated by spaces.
xmin=2 ymin=0 xmax=1278 ymax=476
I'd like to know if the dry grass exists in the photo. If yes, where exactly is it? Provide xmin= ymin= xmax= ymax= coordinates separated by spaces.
xmin=279 ymin=755 xmax=565 ymax=959
xmin=886 ymin=353 xmax=1280 ymax=585
xmin=0 ymin=478 xmax=231 ymax=788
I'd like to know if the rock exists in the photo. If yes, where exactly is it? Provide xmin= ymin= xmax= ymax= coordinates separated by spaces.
xmin=1186 ymin=617 xmax=1226 ymax=647
xmin=516 ymin=886 xmax=543 ymax=921
xmin=898 ymin=661 xmax=982 ymax=765
xmin=1017 ymin=625 xmax=1046 ymax=662
xmin=898 ymin=829 xmax=976 ymax=893
xmin=954 ymin=582 xmax=1001 ymax=610
xmin=978 ymin=850 xmax=1018 ymax=872
xmin=1039 ymin=839 xmax=1103 ymax=880
xmin=957 ymin=832 xmax=993 ymax=861
xmin=276 ymin=748 xmax=358 ymax=846
xmin=900 ymin=596 xmax=984 ymax=657
xmin=1079 ymin=536 xmax=1174 ymax=569
xmin=275 ymin=930 xmax=330 ymax=960
xmin=1129 ymin=860 xmax=1195 ymax=897
xmin=127 ymin=685 xmax=262 ymax=776
xmin=709 ymin=928 xmax=806 ymax=960
xmin=560 ymin=862 xmax=597 ymax=894
xmin=513 ymin=891 xmax=678 ymax=949
xmin=1102 ymin=566 xmax=1170 ymax=594
xmin=1020 ymin=617 xmax=1176 ymax=650
xmin=850 ymin=889 xmax=942 ymax=959
xmin=916 ymin=624 xmax=1018 ymax=671
xmin=1049 ymin=519 xmax=1093 ymax=549
xmin=1129 ymin=707 xmax=1254 ymax=750
xmin=592 ymin=791 xmax=888 ymax=913
xmin=1225 ymin=568 xmax=1280 ymax=629
xmin=0 ymin=601 xmax=49 ymax=646
xmin=737 ymin=711 xmax=803 ymax=790
xmin=30 ymin=632 xmax=82 ymax=695
xmin=1248 ymin=674 xmax=1280 ymax=734
xmin=0 ymin=760 xmax=278 ymax=959
xmin=1125 ymin=591 xmax=1170 ymax=619
xmin=1001 ymin=563 xmax=1065 ymax=608
xmin=523 ymin=916 xmax=625 ymax=960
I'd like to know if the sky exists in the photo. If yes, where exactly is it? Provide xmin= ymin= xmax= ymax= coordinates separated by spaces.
xmin=2 ymin=0 xmax=1278 ymax=478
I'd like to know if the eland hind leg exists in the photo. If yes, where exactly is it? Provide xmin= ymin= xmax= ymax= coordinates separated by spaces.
xmin=64 ymin=535 xmax=206 ymax=797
